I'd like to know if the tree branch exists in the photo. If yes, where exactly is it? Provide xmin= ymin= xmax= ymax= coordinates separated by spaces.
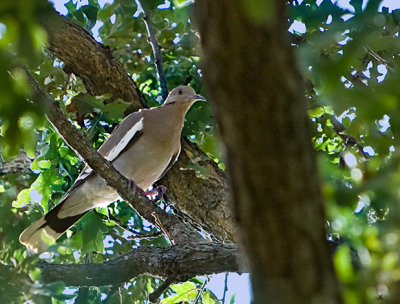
xmin=41 ymin=12 xmax=147 ymax=111
xmin=39 ymin=243 xmax=239 ymax=286
xmin=138 ymin=1 xmax=169 ymax=101
xmin=0 ymin=152 xmax=32 ymax=175
xmin=329 ymin=115 xmax=370 ymax=159
xmin=148 ymin=276 xmax=190 ymax=303
xmin=222 ymin=272 xmax=229 ymax=304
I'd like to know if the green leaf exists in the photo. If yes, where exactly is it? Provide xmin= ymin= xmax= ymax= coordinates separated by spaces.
xmin=38 ymin=160 xmax=51 ymax=169
xmin=173 ymin=0 xmax=194 ymax=8
xmin=13 ymin=188 xmax=32 ymax=208
xmin=333 ymin=245 xmax=354 ymax=283
xmin=203 ymin=290 xmax=217 ymax=304
xmin=82 ymin=5 xmax=99 ymax=30
xmin=81 ymin=212 xmax=107 ymax=253
xmin=162 ymin=282 xmax=197 ymax=303
xmin=65 ymin=0 xmax=77 ymax=14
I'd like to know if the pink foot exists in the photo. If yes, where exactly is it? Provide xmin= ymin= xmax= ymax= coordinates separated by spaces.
xmin=145 ymin=185 xmax=167 ymax=201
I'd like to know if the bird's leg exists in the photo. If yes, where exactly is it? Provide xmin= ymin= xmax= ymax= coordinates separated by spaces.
xmin=127 ymin=179 xmax=137 ymax=194
xmin=127 ymin=179 xmax=146 ymax=196
xmin=145 ymin=185 xmax=167 ymax=201
xmin=128 ymin=179 xmax=165 ymax=201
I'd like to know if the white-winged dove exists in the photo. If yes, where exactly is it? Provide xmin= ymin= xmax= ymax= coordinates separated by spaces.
xmin=19 ymin=86 xmax=205 ymax=253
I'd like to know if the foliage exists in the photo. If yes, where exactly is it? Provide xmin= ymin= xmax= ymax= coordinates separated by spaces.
xmin=290 ymin=0 xmax=400 ymax=302
xmin=2 ymin=0 xmax=400 ymax=303
xmin=0 ymin=0 xmax=218 ymax=303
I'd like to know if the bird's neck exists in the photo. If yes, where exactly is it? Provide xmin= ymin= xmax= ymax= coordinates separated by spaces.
xmin=162 ymin=102 xmax=194 ymax=125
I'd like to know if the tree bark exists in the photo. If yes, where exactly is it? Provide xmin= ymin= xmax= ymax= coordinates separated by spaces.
xmin=0 ymin=152 xmax=32 ymax=175
xmin=42 ymin=13 xmax=146 ymax=110
xmin=39 ymin=243 xmax=239 ymax=286
xmin=194 ymin=1 xmax=342 ymax=303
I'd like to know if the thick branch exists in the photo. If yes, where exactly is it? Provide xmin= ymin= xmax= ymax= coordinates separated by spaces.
xmin=28 ymin=73 xmax=199 ymax=245
xmin=162 ymin=139 xmax=234 ymax=242
xmin=41 ymin=12 xmax=146 ymax=111
xmin=40 ymin=12 xmax=235 ymax=243
xmin=39 ymin=243 xmax=239 ymax=286
xmin=0 ymin=152 xmax=32 ymax=175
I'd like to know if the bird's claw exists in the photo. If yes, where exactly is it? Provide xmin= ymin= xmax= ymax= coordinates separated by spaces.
xmin=145 ymin=185 xmax=167 ymax=201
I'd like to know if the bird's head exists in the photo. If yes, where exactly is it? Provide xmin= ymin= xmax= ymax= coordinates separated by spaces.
xmin=163 ymin=86 xmax=205 ymax=106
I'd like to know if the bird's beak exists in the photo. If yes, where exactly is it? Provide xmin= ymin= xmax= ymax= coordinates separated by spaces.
xmin=193 ymin=94 xmax=206 ymax=101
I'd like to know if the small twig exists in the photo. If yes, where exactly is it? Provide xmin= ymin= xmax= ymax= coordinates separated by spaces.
xmin=222 ymin=272 xmax=229 ymax=304
xmin=138 ymin=0 xmax=168 ymax=101
xmin=149 ymin=277 xmax=175 ymax=303
xmin=194 ymin=280 xmax=207 ymax=304
xmin=148 ymin=275 xmax=193 ymax=303
xmin=126 ymin=230 xmax=162 ymax=240
xmin=105 ymin=211 xmax=163 ymax=240
xmin=108 ymin=231 xmax=128 ymax=244
xmin=118 ymin=287 xmax=123 ymax=304
xmin=329 ymin=115 xmax=370 ymax=159
xmin=106 ymin=212 xmax=138 ymax=234
xmin=152 ymin=211 xmax=173 ymax=244
xmin=365 ymin=46 xmax=395 ymax=73
xmin=93 ymin=209 xmax=138 ymax=241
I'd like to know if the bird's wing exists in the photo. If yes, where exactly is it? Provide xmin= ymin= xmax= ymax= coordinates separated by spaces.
xmin=65 ymin=111 xmax=145 ymax=195
xmin=155 ymin=146 xmax=181 ymax=182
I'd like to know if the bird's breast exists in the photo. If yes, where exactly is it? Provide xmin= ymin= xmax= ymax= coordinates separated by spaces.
xmin=112 ymin=135 xmax=180 ymax=190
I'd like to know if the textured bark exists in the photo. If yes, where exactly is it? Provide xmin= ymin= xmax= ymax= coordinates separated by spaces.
xmin=42 ymin=13 xmax=146 ymax=111
xmin=194 ymin=1 xmax=342 ymax=303
xmin=162 ymin=139 xmax=234 ymax=242
xmin=0 ymin=152 xmax=32 ymax=175
xmin=39 ymin=243 xmax=239 ymax=286
xmin=40 ymin=11 xmax=235 ymax=243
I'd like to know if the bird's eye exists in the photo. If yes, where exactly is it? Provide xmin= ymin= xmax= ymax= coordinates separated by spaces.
xmin=178 ymin=89 xmax=182 ymax=95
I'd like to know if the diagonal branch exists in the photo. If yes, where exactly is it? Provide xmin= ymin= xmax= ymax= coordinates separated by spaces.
xmin=27 ymin=72 xmax=200 ymax=245
xmin=41 ymin=12 xmax=147 ymax=111
xmin=39 ymin=243 xmax=240 ymax=286
xmin=138 ymin=1 xmax=169 ymax=101
xmin=148 ymin=275 xmax=194 ymax=303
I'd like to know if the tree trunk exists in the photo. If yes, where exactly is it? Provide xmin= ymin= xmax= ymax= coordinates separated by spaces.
xmin=194 ymin=1 xmax=343 ymax=303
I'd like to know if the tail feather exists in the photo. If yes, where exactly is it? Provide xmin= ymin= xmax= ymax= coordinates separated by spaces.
xmin=19 ymin=200 xmax=90 ymax=254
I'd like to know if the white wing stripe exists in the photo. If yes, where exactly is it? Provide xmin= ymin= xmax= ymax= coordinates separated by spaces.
xmin=106 ymin=117 xmax=144 ymax=162
xmin=75 ymin=168 xmax=93 ymax=183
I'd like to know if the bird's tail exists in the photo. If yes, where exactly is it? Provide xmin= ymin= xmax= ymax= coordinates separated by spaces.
xmin=19 ymin=199 xmax=90 ymax=254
